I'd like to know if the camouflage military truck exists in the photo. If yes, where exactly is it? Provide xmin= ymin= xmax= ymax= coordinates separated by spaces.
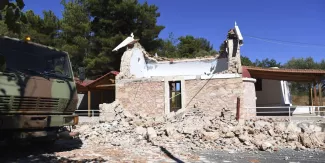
xmin=0 ymin=36 xmax=79 ymax=144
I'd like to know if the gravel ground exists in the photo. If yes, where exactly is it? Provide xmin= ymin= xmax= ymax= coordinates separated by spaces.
xmin=1 ymin=139 xmax=325 ymax=163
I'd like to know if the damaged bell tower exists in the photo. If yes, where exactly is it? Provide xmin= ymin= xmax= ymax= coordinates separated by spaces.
xmin=219 ymin=22 xmax=244 ymax=74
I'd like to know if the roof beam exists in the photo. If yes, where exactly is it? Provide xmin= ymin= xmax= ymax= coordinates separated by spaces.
xmin=249 ymin=72 xmax=317 ymax=82
xmin=95 ymin=84 xmax=115 ymax=88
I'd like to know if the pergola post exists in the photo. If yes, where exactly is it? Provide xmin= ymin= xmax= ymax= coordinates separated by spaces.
xmin=88 ymin=90 xmax=91 ymax=117
xmin=319 ymin=81 xmax=323 ymax=116
xmin=310 ymin=85 xmax=314 ymax=106
xmin=320 ymin=82 xmax=323 ymax=106
xmin=314 ymin=81 xmax=317 ymax=106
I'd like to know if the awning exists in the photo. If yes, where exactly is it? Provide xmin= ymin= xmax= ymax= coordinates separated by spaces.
xmin=243 ymin=66 xmax=325 ymax=82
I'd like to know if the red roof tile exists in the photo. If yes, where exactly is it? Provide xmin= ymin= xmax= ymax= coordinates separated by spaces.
xmin=75 ymin=71 xmax=119 ymax=87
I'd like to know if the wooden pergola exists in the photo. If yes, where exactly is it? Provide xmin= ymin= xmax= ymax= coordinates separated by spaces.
xmin=243 ymin=66 xmax=325 ymax=106
xmin=75 ymin=71 xmax=119 ymax=116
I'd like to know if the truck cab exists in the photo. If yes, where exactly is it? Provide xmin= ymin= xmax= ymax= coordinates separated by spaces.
xmin=0 ymin=36 xmax=79 ymax=143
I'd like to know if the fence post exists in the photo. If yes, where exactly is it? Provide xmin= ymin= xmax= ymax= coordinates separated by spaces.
xmin=236 ymin=97 xmax=240 ymax=121
xmin=288 ymin=106 xmax=291 ymax=122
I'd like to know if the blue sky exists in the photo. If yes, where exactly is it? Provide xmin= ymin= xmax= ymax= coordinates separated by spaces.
xmin=23 ymin=0 xmax=325 ymax=64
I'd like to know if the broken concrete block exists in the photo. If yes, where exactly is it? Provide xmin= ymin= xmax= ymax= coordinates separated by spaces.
xmin=147 ymin=127 xmax=157 ymax=139
xmin=299 ymin=133 xmax=313 ymax=148
xmin=135 ymin=126 xmax=147 ymax=136
xmin=238 ymin=134 xmax=250 ymax=142
xmin=287 ymin=133 xmax=298 ymax=142
xmin=165 ymin=124 xmax=175 ymax=137
xmin=224 ymin=132 xmax=235 ymax=138
xmin=260 ymin=142 xmax=273 ymax=151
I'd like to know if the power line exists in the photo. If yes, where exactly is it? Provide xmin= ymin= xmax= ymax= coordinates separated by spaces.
xmin=243 ymin=34 xmax=325 ymax=48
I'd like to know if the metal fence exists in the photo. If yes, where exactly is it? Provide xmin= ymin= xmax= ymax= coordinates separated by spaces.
xmin=243 ymin=105 xmax=325 ymax=122
xmin=74 ymin=109 xmax=100 ymax=117
xmin=73 ymin=110 xmax=101 ymax=124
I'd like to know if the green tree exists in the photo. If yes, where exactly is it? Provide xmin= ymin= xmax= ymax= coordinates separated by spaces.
xmin=0 ymin=9 xmax=60 ymax=45
xmin=283 ymin=57 xmax=319 ymax=97
xmin=283 ymin=57 xmax=319 ymax=69
xmin=254 ymin=58 xmax=282 ymax=68
xmin=177 ymin=35 xmax=214 ymax=58
xmin=318 ymin=59 xmax=325 ymax=70
xmin=83 ymin=0 xmax=165 ymax=78
xmin=158 ymin=32 xmax=178 ymax=58
xmin=320 ymin=60 xmax=325 ymax=92
xmin=59 ymin=0 xmax=91 ymax=74
xmin=241 ymin=56 xmax=254 ymax=66
xmin=22 ymin=10 xmax=60 ymax=46
xmin=0 ymin=0 xmax=27 ymax=34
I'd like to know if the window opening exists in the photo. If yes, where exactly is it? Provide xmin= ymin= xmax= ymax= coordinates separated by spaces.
xmin=169 ymin=81 xmax=182 ymax=112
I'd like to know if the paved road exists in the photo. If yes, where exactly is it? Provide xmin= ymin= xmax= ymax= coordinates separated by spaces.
xmin=195 ymin=149 xmax=325 ymax=163
xmin=1 ymin=139 xmax=325 ymax=163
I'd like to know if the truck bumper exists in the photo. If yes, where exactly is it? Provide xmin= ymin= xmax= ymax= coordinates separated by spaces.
xmin=0 ymin=114 xmax=79 ymax=129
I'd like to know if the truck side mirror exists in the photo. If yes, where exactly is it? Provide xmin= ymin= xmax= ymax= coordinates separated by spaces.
xmin=78 ymin=67 xmax=85 ymax=81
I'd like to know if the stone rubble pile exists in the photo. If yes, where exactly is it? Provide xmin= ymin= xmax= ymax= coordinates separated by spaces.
xmin=75 ymin=100 xmax=325 ymax=153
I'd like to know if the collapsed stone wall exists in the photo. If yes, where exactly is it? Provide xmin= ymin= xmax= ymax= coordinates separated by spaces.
xmin=77 ymin=100 xmax=325 ymax=154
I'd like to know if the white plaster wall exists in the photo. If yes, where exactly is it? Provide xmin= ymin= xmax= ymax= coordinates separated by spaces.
xmin=127 ymin=47 xmax=228 ymax=78
xmin=129 ymin=48 xmax=149 ymax=78
xmin=146 ymin=58 xmax=228 ymax=77
xmin=256 ymin=79 xmax=284 ymax=106
xmin=243 ymin=78 xmax=257 ymax=114
xmin=77 ymin=94 xmax=84 ymax=109
xmin=243 ymin=78 xmax=256 ymax=108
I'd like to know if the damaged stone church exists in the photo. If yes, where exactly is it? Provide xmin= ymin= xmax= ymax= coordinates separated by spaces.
xmin=113 ymin=23 xmax=252 ymax=118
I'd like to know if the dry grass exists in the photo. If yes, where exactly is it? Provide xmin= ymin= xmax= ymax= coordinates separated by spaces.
xmin=292 ymin=95 xmax=325 ymax=106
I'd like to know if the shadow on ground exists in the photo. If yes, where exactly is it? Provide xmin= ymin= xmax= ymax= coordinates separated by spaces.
xmin=160 ymin=146 xmax=184 ymax=163
xmin=0 ymin=138 xmax=96 ymax=163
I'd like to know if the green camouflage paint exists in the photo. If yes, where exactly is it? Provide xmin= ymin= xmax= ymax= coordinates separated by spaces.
xmin=0 ymin=36 xmax=78 ymax=135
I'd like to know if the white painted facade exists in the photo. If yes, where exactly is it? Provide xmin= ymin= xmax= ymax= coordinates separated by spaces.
xmin=147 ymin=58 xmax=228 ymax=77
xmin=255 ymin=79 xmax=315 ymax=115
xmin=256 ymin=79 xmax=292 ymax=107
xmin=129 ymin=48 xmax=149 ymax=78
xmin=128 ymin=47 xmax=229 ymax=78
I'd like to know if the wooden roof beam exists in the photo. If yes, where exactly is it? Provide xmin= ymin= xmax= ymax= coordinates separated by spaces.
xmin=249 ymin=72 xmax=317 ymax=82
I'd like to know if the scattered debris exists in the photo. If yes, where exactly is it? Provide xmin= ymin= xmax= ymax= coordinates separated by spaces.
xmin=75 ymin=100 xmax=325 ymax=156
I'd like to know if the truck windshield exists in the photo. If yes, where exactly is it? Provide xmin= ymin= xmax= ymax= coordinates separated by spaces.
xmin=0 ymin=50 xmax=73 ymax=80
